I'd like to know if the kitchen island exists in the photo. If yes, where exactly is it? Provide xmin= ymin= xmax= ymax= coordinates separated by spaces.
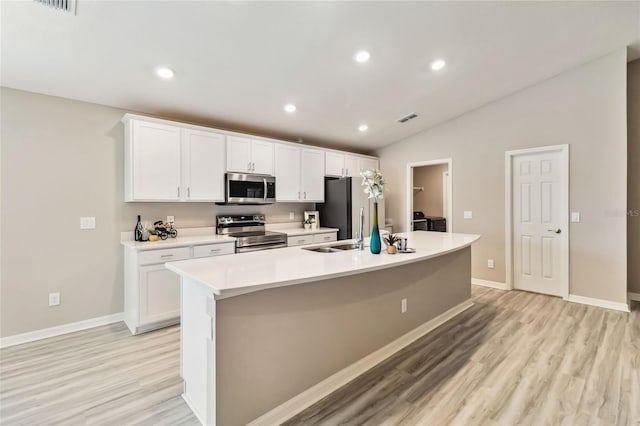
xmin=166 ymin=231 xmax=480 ymax=426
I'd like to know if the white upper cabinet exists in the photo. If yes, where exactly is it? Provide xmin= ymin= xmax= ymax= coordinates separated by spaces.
xmin=274 ymin=144 xmax=324 ymax=202
xmin=344 ymin=155 xmax=361 ymax=177
xmin=182 ymin=129 xmax=225 ymax=201
xmin=325 ymin=152 xmax=345 ymax=177
xmin=124 ymin=115 xmax=225 ymax=202
xmin=274 ymin=144 xmax=301 ymax=201
xmin=128 ymin=119 xmax=182 ymax=201
xmin=360 ymin=157 xmax=379 ymax=174
xmin=324 ymin=151 xmax=378 ymax=178
xmin=226 ymin=136 xmax=274 ymax=175
xmin=300 ymin=148 xmax=325 ymax=202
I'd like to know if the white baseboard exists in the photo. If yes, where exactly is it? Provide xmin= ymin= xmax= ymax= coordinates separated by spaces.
xmin=566 ymin=295 xmax=629 ymax=313
xmin=247 ymin=299 xmax=474 ymax=426
xmin=628 ymin=292 xmax=640 ymax=302
xmin=0 ymin=312 xmax=124 ymax=348
xmin=472 ymin=278 xmax=509 ymax=290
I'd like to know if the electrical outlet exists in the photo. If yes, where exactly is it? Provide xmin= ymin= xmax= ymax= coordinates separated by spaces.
xmin=401 ymin=298 xmax=407 ymax=313
xmin=167 ymin=216 xmax=175 ymax=224
xmin=80 ymin=217 xmax=96 ymax=229
xmin=49 ymin=292 xmax=60 ymax=306
xmin=571 ymin=212 xmax=580 ymax=223
xmin=463 ymin=211 xmax=473 ymax=219
xmin=488 ymin=259 xmax=495 ymax=269
xmin=289 ymin=212 xmax=295 ymax=220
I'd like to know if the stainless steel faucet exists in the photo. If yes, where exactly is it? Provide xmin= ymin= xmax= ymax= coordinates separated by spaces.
xmin=356 ymin=207 xmax=364 ymax=250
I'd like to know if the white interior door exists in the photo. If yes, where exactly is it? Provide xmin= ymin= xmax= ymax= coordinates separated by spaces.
xmin=512 ymin=150 xmax=567 ymax=296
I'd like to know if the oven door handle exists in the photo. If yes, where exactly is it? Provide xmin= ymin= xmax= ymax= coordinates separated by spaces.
xmin=263 ymin=178 xmax=267 ymax=201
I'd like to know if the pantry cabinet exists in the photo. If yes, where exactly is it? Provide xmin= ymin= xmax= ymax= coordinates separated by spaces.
xmin=274 ymin=144 xmax=324 ymax=202
xmin=123 ymin=115 xmax=225 ymax=202
xmin=226 ymin=136 xmax=274 ymax=175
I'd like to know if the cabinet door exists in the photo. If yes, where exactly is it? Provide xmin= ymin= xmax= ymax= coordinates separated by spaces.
xmin=251 ymin=140 xmax=274 ymax=175
xmin=183 ymin=129 xmax=225 ymax=201
xmin=139 ymin=264 xmax=180 ymax=325
xmin=132 ymin=120 xmax=182 ymax=200
xmin=274 ymin=144 xmax=301 ymax=201
xmin=300 ymin=148 xmax=325 ymax=202
xmin=345 ymin=155 xmax=361 ymax=178
xmin=325 ymin=152 xmax=345 ymax=177
xmin=360 ymin=157 xmax=379 ymax=174
xmin=226 ymin=136 xmax=252 ymax=173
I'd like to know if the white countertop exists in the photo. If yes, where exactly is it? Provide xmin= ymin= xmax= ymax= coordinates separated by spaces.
xmin=166 ymin=231 xmax=480 ymax=299
xmin=121 ymin=234 xmax=236 ymax=251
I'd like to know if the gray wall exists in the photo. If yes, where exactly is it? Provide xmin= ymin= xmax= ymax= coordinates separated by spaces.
xmin=629 ymin=59 xmax=640 ymax=295
xmin=377 ymin=49 xmax=628 ymax=303
xmin=0 ymin=88 xmax=314 ymax=337
xmin=413 ymin=164 xmax=448 ymax=217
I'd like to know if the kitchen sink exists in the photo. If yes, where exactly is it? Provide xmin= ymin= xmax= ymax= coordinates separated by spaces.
xmin=303 ymin=242 xmax=363 ymax=253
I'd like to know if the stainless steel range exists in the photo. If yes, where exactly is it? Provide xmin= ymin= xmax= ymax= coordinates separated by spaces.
xmin=216 ymin=214 xmax=287 ymax=253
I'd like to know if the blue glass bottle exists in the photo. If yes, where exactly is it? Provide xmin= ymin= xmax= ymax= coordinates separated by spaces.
xmin=370 ymin=202 xmax=381 ymax=254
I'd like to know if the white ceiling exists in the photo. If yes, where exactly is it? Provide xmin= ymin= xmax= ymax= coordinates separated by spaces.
xmin=2 ymin=1 xmax=639 ymax=152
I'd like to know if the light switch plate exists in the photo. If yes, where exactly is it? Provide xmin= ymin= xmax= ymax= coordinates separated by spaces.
xmin=49 ymin=292 xmax=60 ymax=306
xmin=80 ymin=217 xmax=96 ymax=229
xmin=167 ymin=216 xmax=175 ymax=224
xmin=488 ymin=259 xmax=495 ymax=269
xmin=289 ymin=212 xmax=295 ymax=220
xmin=463 ymin=211 xmax=473 ymax=219
xmin=571 ymin=212 xmax=580 ymax=223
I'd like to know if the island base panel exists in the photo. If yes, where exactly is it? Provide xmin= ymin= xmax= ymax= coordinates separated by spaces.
xmin=216 ymin=247 xmax=471 ymax=426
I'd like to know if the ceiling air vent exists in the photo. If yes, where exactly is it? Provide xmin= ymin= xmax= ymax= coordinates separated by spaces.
xmin=34 ymin=0 xmax=76 ymax=14
xmin=397 ymin=113 xmax=418 ymax=123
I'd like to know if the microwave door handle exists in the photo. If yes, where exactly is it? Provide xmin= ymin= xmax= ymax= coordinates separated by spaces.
xmin=263 ymin=178 xmax=267 ymax=201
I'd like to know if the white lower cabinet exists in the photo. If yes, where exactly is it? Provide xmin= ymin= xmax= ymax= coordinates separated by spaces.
xmin=287 ymin=231 xmax=338 ymax=247
xmin=139 ymin=264 xmax=181 ymax=325
xmin=124 ymin=242 xmax=234 ymax=334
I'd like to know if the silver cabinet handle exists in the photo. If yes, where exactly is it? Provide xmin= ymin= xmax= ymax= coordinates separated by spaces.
xmin=187 ymin=187 xmax=190 ymax=198
xmin=210 ymin=248 xmax=221 ymax=253
xmin=346 ymin=168 xmax=349 ymax=175
xmin=547 ymin=229 xmax=562 ymax=234
xmin=253 ymin=162 xmax=256 ymax=172
xmin=248 ymin=162 xmax=252 ymax=171
xmin=161 ymin=254 xmax=174 ymax=258
xmin=304 ymin=191 xmax=306 ymax=199
xmin=298 ymin=239 xmax=305 ymax=243
xmin=177 ymin=187 xmax=180 ymax=197
xmin=341 ymin=168 xmax=344 ymax=176
xmin=298 ymin=191 xmax=301 ymax=199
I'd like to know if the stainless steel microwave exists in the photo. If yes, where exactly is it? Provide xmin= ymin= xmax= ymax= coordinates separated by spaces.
xmin=224 ymin=173 xmax=276 ymax=204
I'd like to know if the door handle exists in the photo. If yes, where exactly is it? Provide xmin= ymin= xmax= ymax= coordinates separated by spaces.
xmin=547 ymin=229 xmax=562 ymax=234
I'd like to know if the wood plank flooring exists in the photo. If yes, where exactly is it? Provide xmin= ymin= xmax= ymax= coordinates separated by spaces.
xmin=1 ymin=286 xmax=638 ymax=425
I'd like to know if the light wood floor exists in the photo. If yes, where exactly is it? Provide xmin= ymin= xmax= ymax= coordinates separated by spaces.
xmin=1 ymin=287 xmax=638 ymax=425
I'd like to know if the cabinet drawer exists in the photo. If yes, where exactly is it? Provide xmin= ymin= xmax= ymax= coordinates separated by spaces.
xmin=313 ymin=233 xmax=337 ymax=244
xmin=193 ymin=243 xmax=235 ymax=258
xmin=288 ymin=235 xmax=314 ymax=247
xmin=138 ymin=247 xmax=190 ymax=265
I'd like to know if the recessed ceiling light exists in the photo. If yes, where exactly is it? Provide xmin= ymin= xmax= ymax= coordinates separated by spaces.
xmin=354 ymin=50 xmax=371 ymax=63
xmin=430 ymin=59 xmax=446 ymax=71
xmin=284 ymin=104 xmax=297 ymax=113
xmin=358 ymin=124 xmax=369 ymax=132
xmin=155 ymin=66 xmax=175 ymax=79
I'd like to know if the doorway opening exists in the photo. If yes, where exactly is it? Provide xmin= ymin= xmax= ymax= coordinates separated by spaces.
xmin=406 ymin=159 xmax=452 ymax=233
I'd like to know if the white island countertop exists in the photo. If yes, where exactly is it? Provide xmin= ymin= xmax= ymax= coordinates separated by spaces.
xmin=166 ymin=231 xmax=480 ymax=299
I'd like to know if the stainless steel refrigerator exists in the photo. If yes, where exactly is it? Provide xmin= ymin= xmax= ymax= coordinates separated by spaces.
xmin=317 ymin=177 xmax=385 ymax=240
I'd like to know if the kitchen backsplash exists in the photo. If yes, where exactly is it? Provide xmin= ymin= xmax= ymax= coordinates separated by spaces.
xmin=121 ymin=202 xmax=316 ymax=231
